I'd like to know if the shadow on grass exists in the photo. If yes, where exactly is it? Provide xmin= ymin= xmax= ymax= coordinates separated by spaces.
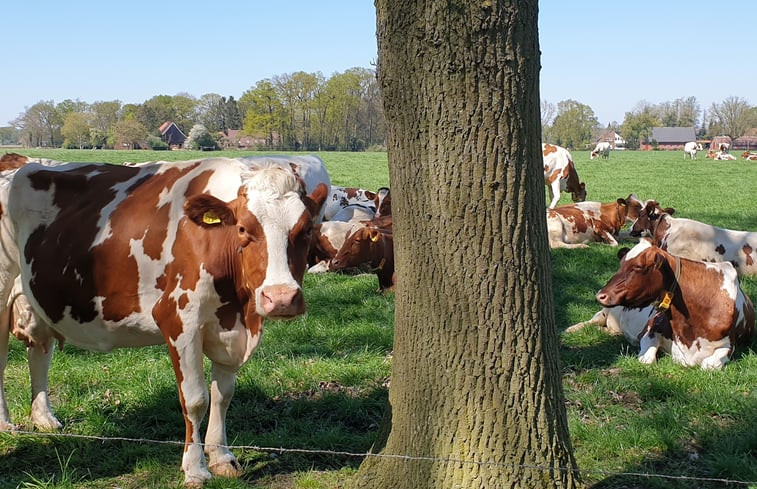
xmin=585 ymin=391 xmax=757 ymax=489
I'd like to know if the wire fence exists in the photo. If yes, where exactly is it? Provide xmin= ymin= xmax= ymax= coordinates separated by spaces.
xmin=2 ymin=429 xmax=756 ymax=486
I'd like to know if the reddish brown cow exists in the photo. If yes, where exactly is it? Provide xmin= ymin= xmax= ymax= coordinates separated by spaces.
xmin=330 ymin=225 xmax=394 ymax=292
xmin=742 ymin=151 xmax=757 ymax=161
xmin=596 ymin=242 xmax=754 ymax=369
xmin=0 ymin=152 xmax=29 ymax=171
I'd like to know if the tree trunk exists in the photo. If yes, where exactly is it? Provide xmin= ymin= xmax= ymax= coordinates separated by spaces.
xmin=354 ymin=1 xmax=579 ymax=488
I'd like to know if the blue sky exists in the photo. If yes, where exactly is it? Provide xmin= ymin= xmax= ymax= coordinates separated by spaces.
xmin=3 ymin=1 xmax=755 ymax=128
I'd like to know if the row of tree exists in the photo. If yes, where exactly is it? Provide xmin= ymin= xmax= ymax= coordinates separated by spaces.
xmin=542 ymin=96 xmax=757 ymax=149
xmin=1 ymin=67 xmax=386 ymax=152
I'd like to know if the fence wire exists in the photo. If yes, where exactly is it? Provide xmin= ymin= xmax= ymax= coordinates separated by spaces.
xmin=2 ymin=429 xmax=756 ymax=486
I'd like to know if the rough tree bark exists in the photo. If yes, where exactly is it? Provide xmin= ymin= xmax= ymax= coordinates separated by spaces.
xmin=353 ymin=1 xmax=580 ymax=488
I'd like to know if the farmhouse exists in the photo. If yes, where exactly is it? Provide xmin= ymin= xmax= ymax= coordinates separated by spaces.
xmin=592 ymin=128 xmax=626 ymax=149
xmin=643 ymin=127 xmax=696 ymax=150
xmin=159 ymin=121 xmax=187 ymax=149
xmin=733 ymin=129 xmax=757 ymax=150
xmin=219 ymin=129 xmax=280 ymax=149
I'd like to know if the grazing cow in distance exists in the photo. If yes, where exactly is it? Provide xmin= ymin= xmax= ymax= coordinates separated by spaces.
xmin=590 ymin=141 xmax=611 ymax=160
xmin=330 ymin=224 xmax=395 ymax=292
xmin=596 ymin=241 xmax=754 ymax=369
xmin=742 ymin=151 xmax=757 ymax=161
xmin=683 ymin=141 xmax=703 ymax=160
xmin=542 ymin=143 xmax=587 ymax=209
xmin=0 ymin=157 xmax=328 ymax=486
xmin=547 ymin=197 xmax=634 ymax=248
xmin=631 ymin=200 xmax=757 ymax=276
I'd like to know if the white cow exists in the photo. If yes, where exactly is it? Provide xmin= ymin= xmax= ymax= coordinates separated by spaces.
xmin=683 ymin=141 xmax=703 ymax=160
xmin=590 ymin=141 xmax=611 ymax=160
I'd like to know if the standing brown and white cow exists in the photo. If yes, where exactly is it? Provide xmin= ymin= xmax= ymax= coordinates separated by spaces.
xmin=595 ymin=241 xmax=754 ymax=369
xmin=546 ymin=195 xmax=640 ymax=248
xmin=542 ymin=143 xmax=587 ymax=209
xmin=0 ymin=157 xmax=327 ymax=486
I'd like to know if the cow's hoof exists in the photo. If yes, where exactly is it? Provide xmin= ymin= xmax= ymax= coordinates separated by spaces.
xmin=209 ymin=459 xmax=243 ymax=478
xmin=31 ymin=413 xmax=62 ymax=431
xmin=183 ymin=468 xmax=212 ymax=488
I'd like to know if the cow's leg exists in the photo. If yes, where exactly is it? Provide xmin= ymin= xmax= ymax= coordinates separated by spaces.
xmin=638 ymin=334 xmax=660 ymax=364
xmin=0 ymin=308 xmax=12 ymax=431
xmin=28 ymin=339 xmax=61 ymax=430
xmin=547 ymin=181 xmax=560 ymax=209
xmin=700 ymin=347 xmax=731 ymax=370
xmin=205 ymin=363 xmax=242 ymax=478
xmin=565 ymin=308 xmax=608 ymax=333
xmin=167 ymin=339 xmax=212 ymax=486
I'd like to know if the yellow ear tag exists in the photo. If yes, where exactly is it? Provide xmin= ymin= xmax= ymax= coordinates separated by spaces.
xmin=659 ymin=291 xmax=673 ymax=310
xmin=202 ymin=211 xmax=222 ymax=225
xmin=370 ymin=233 xmax=380 ymax=242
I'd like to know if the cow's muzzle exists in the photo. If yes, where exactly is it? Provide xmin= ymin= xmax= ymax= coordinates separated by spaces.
xmin=258 ymin=285 xmax=305 ymax=318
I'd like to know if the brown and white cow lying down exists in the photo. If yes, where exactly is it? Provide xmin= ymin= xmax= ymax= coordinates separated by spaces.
xmin=631 ymin=200 xmax=757 ymax=276
xmin=742 ymin=151 xmax=757 ymax=161
xmin=542 ymin=143 xmax=587 ymax=209
xmin=0 ymin=157 xmax=328 ymax=486
xmin=547 ymin=197 xmax=637 ymax=248
xmin=329 ymin=222 xmax=394 ymax=292
xmin=589 ymin=239 xmax=754 ymax=369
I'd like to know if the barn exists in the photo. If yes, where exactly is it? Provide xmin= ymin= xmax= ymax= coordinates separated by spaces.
xmin=159 ymin=121 xmax=187 ymax=149
xmin=643 ymin=127 xmax=696 ymax=150
xmin=709 ymin=135 xmax=733 ymax=152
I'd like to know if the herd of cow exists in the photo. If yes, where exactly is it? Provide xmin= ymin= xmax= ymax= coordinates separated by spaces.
xmin=543 ymin=142 xmax=755 ymax=373
xmin=0 ymin=146 xmax=754 ymax=484
xmin=0 ymin=152 xmax=391 ymax=486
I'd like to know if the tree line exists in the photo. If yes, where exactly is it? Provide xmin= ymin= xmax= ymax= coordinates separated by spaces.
xmin=0 ymin=67 xmax=386 ymax=152
xmin=542 ymin=95 xmax=757 ymax=149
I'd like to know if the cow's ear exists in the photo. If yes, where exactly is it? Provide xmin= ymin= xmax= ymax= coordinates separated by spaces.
xmin=370 ymin=229 xmax=381 ymax=242
xmin=664 ymin=207 xmax=675 ymax=215
xmin=184 ymin=194 xmax=236 ymax=227
xmin=617 ymin=247 xmax=631 ymax=260
xmin=303 ymin=183 xmax=329 ymax=218
xmin=653 ymin=252 xmax=667 ymax=271
xmin=617 ymin=198 xmax=627 ymax=207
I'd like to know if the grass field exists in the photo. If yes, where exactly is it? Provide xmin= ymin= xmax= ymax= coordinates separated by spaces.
xmin=0 ymin=148 xmax=756 ymax=488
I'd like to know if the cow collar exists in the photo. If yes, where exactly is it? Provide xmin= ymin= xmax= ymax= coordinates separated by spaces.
xmin=372 ymin=257 xmax=386 ymax=271
xmin=654 ymin=254 xmax=681 ymax=312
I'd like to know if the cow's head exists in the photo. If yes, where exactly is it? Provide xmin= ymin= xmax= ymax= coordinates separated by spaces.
xmin=330 ymin=226 xmax=385 ymax=271
xmin=571 ymin=182 xmax=587 ymax=203
xmin=596 ymin=239 xmax=664 ymax=308
xmin=375 ymin=187 xmax=391 ymax=218
xmin=629 ymin=200 xmax=674 ymax=238
xmin=185 ymin=166 xmax=327 ymax=319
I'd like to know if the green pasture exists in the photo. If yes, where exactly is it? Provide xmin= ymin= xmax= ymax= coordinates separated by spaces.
xmin=0 ymin=148 xmax=756 ymax=488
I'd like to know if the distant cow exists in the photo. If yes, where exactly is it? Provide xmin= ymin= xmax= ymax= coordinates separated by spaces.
xmin=742 ymin=151 xmax=757 ymax=161
xmin=547 ymin=197 xmax=634 ymax=249
xmin=543 ymin=143 xmax=587 ymax=209
xmin=683 ymin=142 xmax=703 ymax=160
xmin=631 ymin=200 xmax=757 ymax=276
xmin=0 ymin=157 xmax=328 ymax=485
xmin=596 ymin=240 xmax=754 ymax=369
xmin=590 ymin=141 xmax=611 ymax=160
xmin=330 ymin=224 xmax=394 ymax=292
